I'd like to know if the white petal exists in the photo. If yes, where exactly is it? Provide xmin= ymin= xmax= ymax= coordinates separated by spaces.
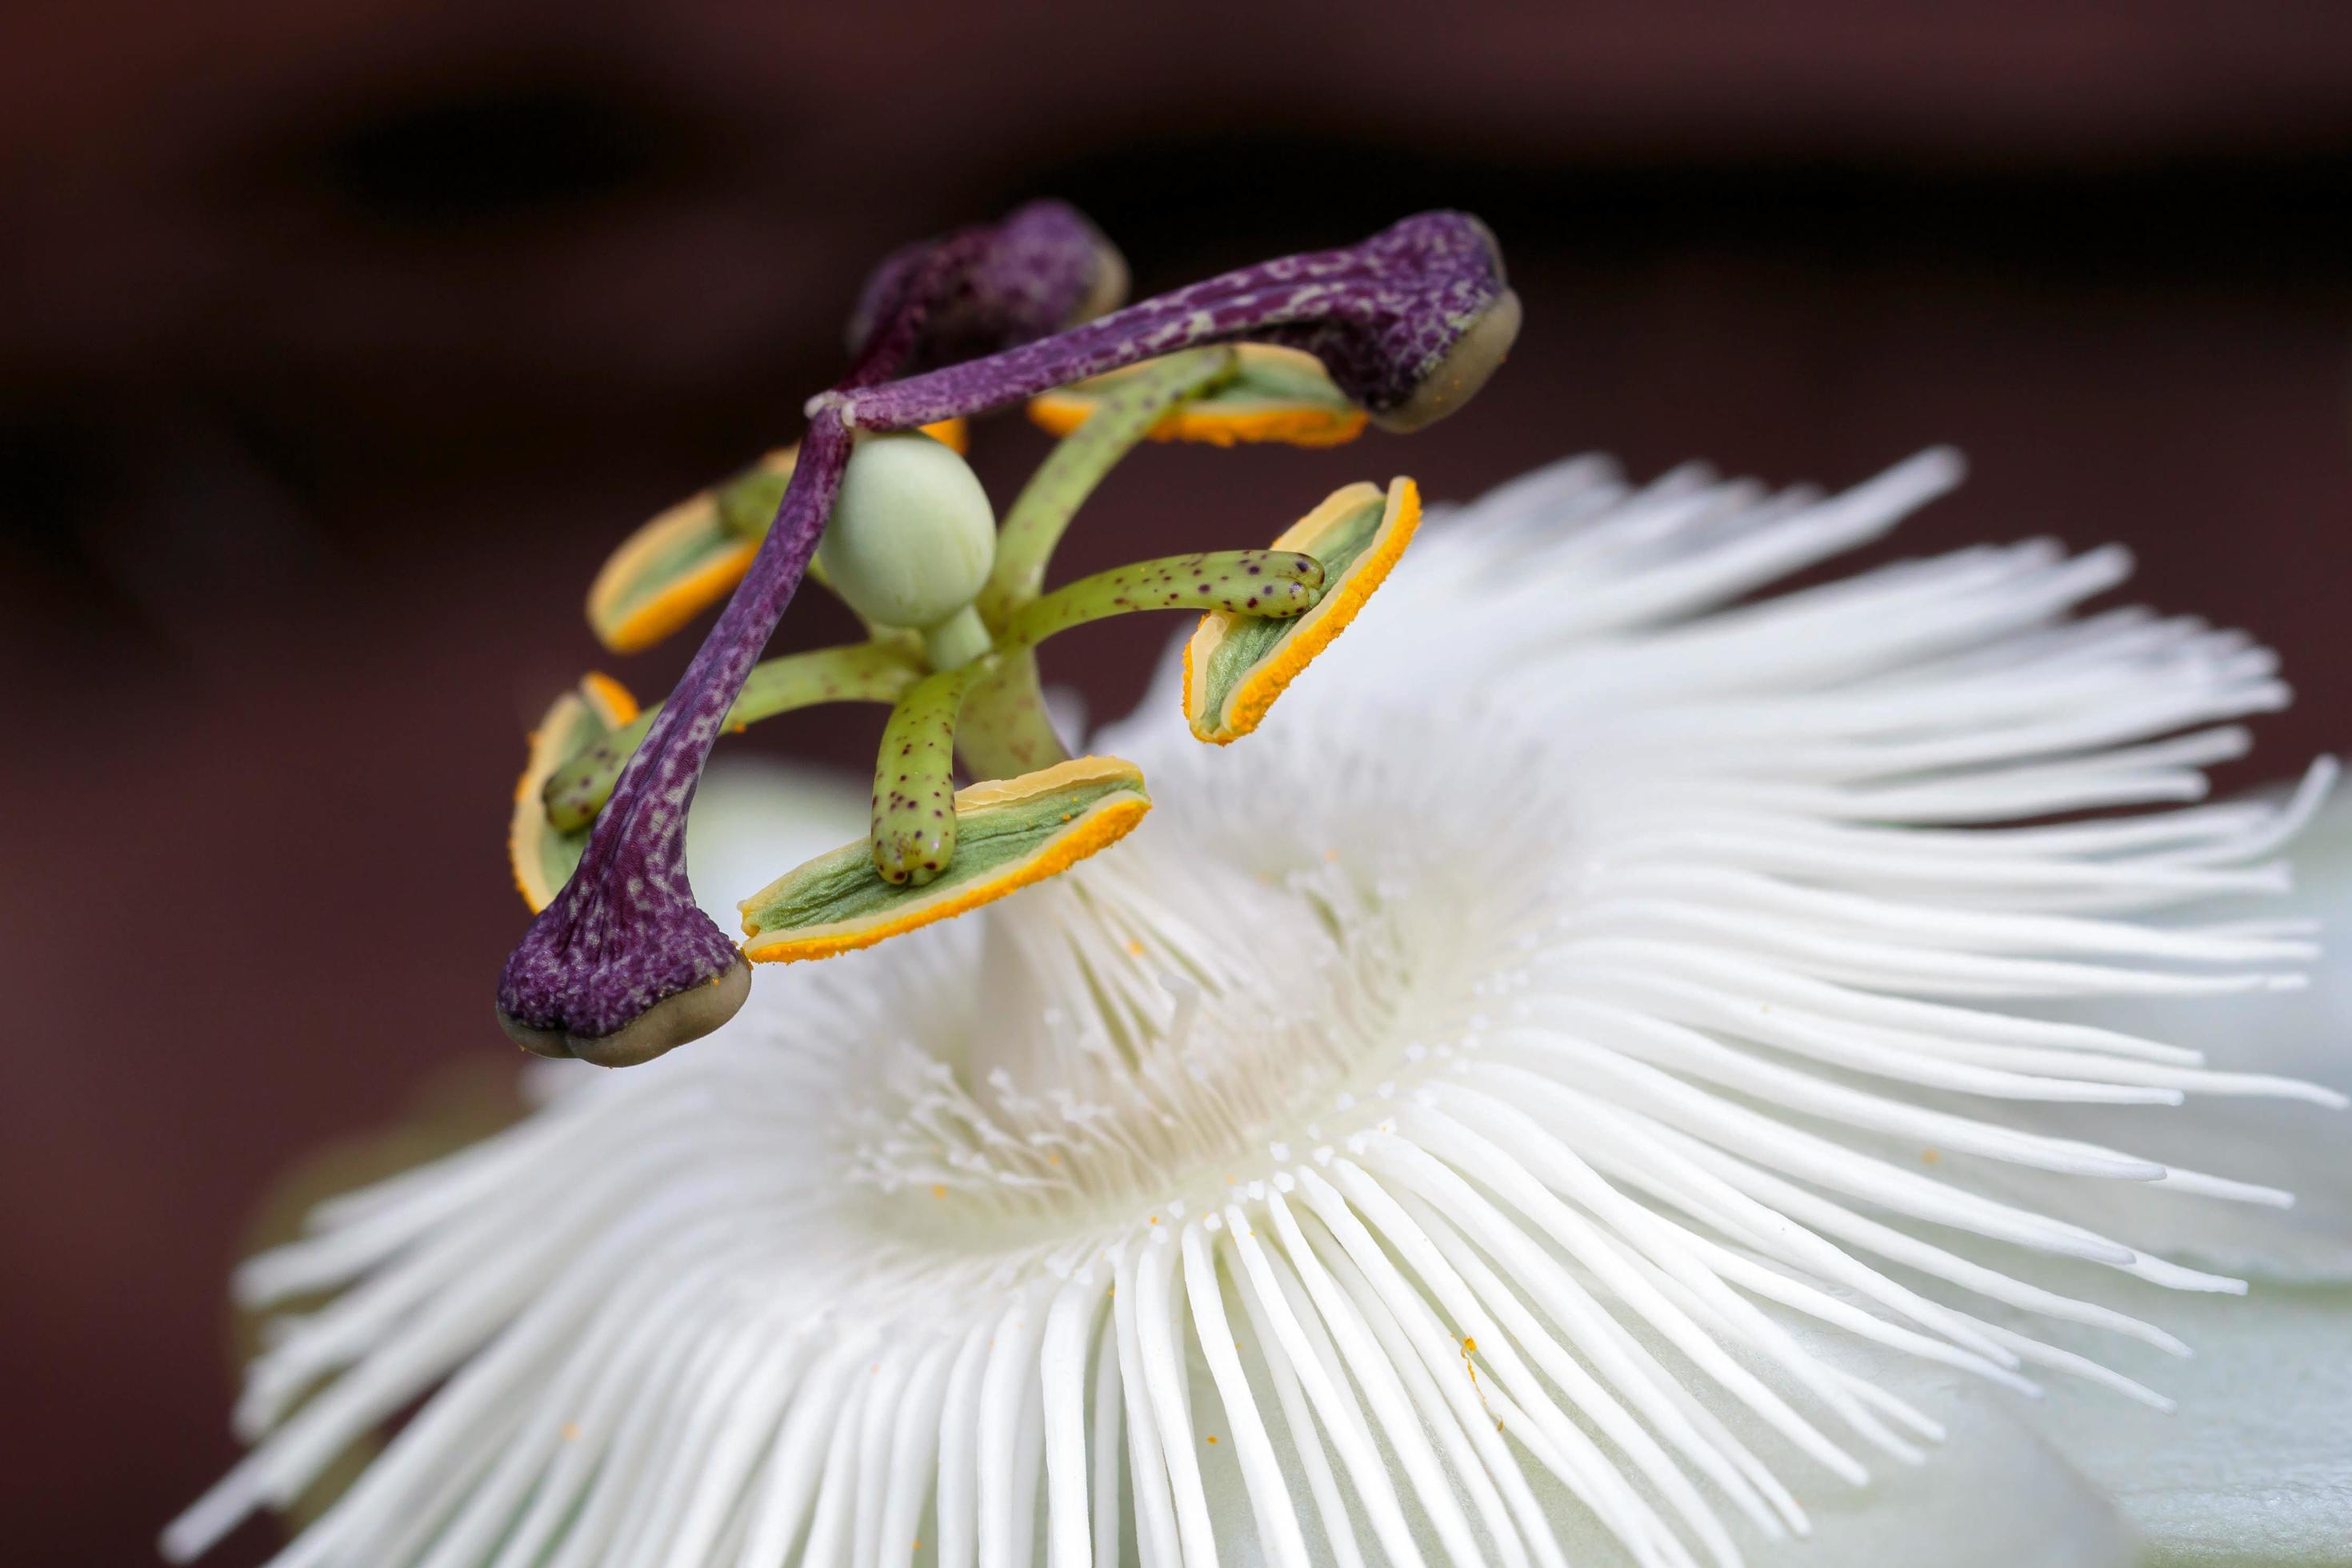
xmin=2028 ymin=1284 xmax=2352 ymax=1561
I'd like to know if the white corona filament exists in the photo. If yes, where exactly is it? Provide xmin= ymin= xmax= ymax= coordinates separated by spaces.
xmin=170 ymin=449 xmax=2341 ymax=1568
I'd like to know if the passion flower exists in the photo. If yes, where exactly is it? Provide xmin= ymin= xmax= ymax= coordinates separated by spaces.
xmin=170 ymin=449 xmax=2346 ymax=1567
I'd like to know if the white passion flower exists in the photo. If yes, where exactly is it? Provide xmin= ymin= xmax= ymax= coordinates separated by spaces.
xmin=170 ymin=449 xmax=2348 ymax=1568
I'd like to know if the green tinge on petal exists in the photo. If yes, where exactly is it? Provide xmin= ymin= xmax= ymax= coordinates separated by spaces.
xmin=1183 ymin=478 xmax=1422 ymax=744
xmin=1027 ymin=344 xmax=1368 ymax=449
xmin=739 ymin=756 xmax=1151 ymax=962
xmin=508 ymin=674 xmax=638 ymax=911
xmin=2031 ymin=1282 xmax=2352 ymax=1563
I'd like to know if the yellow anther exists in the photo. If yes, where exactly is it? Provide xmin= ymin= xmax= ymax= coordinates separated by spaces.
xmin=1182 ymin=478 xmax=1422 ymax=744
xmin=739 ymin=757 xmax=1151 ymax=962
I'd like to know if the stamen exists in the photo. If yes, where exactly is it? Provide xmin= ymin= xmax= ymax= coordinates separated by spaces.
xmin=740 ymin=757 xmax=1153 ymax=962
xmin=1028 ymin=342 xmax=1369 ymax=449
xmin=1184 ymin=478 xmax=1422 ymax=743
xmin=578 ymin=426 xmax=966 ymax=656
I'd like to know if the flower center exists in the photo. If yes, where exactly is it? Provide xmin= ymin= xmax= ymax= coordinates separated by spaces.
xmin=831 ymin=718 xmax=1560 ymax=1266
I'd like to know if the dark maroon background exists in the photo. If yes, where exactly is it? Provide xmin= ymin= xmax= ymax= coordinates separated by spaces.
xmin=5 ymin=5 xmax=2350 ymax=1563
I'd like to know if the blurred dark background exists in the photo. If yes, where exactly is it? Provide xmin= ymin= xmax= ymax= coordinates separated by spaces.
xmin=5 ymin=3 xmax=2350 ymax=1562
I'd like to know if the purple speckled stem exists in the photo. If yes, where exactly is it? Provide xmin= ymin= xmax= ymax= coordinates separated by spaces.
xmin=497 ymin=412 xmax=856 ymax=1038
xmin=836 ymin=210 xmax=1504 ymax=432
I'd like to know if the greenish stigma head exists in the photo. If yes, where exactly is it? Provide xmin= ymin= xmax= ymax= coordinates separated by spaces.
xmin=818 ymin=432 xmax=998 ymax=640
